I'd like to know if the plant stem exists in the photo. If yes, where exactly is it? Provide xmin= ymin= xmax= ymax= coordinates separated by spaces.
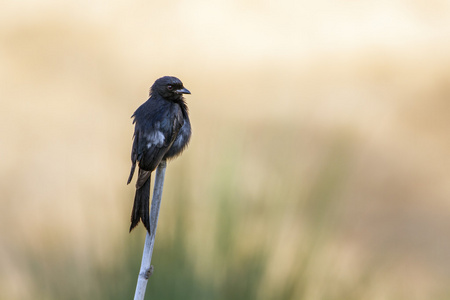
xmin=133 ymin=160 xmax=167 ymax=300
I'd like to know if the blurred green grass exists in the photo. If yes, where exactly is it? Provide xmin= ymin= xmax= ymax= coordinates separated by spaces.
xmin=6 ymin=120 xmax=449 ymax=300
xmin=11 ymin=129 xmax=359 ymax=300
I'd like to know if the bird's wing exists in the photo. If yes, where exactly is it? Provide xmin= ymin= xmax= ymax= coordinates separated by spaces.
xmin=128 ymin=104 xmax=184 ymax=185
xmin=128 ymin=125 xmax=166 ymax=186
xmin=135 ymin=123 xmax=171 ymax=171
xmin=135 ymin=168 xmax=151 ymax=189
xmin=127 ymin=130 xmax=139 ymax=184
xmin=141 ymin=126 xmax=167 ymax=149
xmin=168 ymin=107 xmax=185 ymax=147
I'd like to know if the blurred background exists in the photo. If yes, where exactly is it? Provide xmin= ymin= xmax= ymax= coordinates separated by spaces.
xmin=1 ymin=0 xmax=450 ymax=299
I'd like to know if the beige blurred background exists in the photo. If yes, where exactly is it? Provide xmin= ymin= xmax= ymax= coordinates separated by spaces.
xmin=1 ymin=0 xmax=450 ymax=299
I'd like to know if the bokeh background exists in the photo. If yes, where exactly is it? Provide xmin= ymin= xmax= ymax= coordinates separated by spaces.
xmin=1 ymin=0 xmax=450 ymax=299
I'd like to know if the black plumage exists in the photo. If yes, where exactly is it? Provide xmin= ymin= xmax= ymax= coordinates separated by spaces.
xmin=127 ymin=76 xmax=191 ymax=233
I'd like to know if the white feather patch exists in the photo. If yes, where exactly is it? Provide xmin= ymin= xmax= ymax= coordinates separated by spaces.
xmin=146 ymin=131 xmax=165 ymax=148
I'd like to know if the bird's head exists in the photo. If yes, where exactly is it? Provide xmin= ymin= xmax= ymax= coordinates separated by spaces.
xmin=150 ymin=76 xmax=191 ymax=101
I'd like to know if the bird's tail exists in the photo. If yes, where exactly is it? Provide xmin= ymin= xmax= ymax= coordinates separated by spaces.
xmin=129 ymin=173 xmax=151 ymax=233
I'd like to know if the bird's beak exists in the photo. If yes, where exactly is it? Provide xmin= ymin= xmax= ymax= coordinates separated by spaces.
xmin=176 ymin=87 xmax=191 ymax=95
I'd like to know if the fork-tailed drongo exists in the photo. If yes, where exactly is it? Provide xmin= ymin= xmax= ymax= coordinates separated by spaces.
xmin=127 ymin=76 xmax=191 ymax=233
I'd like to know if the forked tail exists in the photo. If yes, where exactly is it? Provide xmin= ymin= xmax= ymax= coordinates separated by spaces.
xmin=129 ymin=173 xmax=151 ymax=233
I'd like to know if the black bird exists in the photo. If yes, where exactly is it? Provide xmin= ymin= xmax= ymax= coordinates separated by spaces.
xmin=127 ymin=76 xmax=191 ymax=233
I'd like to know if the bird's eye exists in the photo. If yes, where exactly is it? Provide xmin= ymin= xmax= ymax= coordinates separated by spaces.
xmin=167 ymin=85 xmax=173 ymax=90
